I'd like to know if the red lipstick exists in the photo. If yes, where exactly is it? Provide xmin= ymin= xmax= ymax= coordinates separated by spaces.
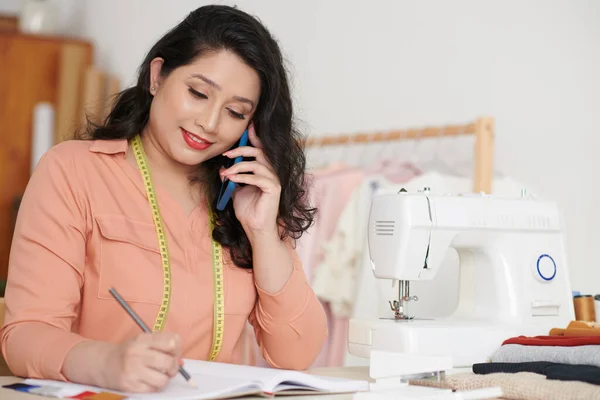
xmin=181 ymin=128 xmax=212 ymax=151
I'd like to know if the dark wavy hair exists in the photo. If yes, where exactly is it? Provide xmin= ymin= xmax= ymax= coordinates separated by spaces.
xmin=81 ymin=5 xmax=315 ymax=269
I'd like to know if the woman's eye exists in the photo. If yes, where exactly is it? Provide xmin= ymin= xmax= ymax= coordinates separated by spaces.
xmin=188 ymin=88 xmax=207 ymax=99
xmin=228 ymin=109 xmax=245 ymax=120
xmin=188 ymin=87 xmax=245 ymax=120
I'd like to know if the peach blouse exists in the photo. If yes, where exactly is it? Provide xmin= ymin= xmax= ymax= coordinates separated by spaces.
xmin=0 ymin=139 xmax=327 ymax=381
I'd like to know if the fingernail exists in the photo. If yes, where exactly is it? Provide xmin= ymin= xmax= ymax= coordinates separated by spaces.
xmin=179 ymin=358 xmax=184 ymax=366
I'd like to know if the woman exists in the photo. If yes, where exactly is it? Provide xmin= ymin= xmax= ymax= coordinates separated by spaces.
xmin=0 ymin=4 xmax=327 ymax=393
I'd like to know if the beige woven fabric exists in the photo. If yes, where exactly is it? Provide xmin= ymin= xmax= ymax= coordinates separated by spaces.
xmin=409 ymin=372 xmax=600 ymax=400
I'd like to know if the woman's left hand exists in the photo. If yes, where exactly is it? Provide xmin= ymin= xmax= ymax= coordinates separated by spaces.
xmin=220 ymin=124 xmax=281 ymax=239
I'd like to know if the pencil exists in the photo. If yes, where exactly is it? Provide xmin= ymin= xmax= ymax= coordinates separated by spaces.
xmin=109 ymin=288 xmax=197 ymax=388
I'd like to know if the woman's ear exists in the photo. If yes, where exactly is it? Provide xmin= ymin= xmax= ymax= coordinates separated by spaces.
xmin=149 ymin=57 xmax=165 ymax=95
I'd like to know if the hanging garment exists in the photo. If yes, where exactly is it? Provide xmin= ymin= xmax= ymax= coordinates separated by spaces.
xmin=296 ymin=162 xmax=365 ymax=283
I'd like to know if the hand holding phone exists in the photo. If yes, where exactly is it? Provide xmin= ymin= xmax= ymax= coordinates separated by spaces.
xmin=217 ymin=129 xmax=249 ymax=210
xmin=214 ymin=124 xmax=283 ymax=236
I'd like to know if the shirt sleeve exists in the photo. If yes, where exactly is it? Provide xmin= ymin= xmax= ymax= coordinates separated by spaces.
xmin=248 ymin=243 xmax=327 ymax=370
xmin=0 ymin=146 xmax=90 ymax=380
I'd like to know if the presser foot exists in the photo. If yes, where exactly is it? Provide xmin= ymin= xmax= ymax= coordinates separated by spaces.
xmin=387 ymin=281 xmax=419 ymax=320
xmin=388 ymin=300 xmax=415 ymax=320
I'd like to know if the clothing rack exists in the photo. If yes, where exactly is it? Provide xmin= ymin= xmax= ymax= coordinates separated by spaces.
xmin=304 ymin=116 xmax=495 ymax=194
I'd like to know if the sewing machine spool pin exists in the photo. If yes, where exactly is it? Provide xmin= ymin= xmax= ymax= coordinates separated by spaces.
xmin=388 ymin=280 xmax=418 ymax=320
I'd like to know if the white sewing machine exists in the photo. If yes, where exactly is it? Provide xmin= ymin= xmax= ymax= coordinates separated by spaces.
xmin=348 ymin=188 xmax=575 ymax=383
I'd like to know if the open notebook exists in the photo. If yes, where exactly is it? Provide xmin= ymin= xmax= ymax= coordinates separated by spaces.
xmin=20 ymin=359 xmax=369 ymax=399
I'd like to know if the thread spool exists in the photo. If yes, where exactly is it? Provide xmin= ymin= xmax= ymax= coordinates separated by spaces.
xmin=595 ymin=294 xmax=600 ymax=323
xmin=574 ymin=294 xmax=596 ymax=322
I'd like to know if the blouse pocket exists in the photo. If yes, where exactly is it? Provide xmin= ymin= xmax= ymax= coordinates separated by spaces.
xmin=96 ymin=214 xmax=164 ymax=305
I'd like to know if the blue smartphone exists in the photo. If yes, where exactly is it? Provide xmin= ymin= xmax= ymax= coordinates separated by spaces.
xmin=217 ymin=129 xmax=249 ymax=210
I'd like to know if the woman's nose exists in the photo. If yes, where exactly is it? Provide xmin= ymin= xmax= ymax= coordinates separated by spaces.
xmin=194 ymin=104 xmax=220 ymax=134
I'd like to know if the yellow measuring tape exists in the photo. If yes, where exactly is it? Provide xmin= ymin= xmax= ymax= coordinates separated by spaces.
xmin=131 ymin=134 xmax=224 ymax=361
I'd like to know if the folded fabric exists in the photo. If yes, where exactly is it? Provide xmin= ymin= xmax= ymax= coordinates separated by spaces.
xmin=503 ymin=335 xmax=600 ymax=346
xmin=550 ymin=320 xmax=600 ymax=337
xmin=473 ymin=361 xmax=553 ymax=375
xmin=409 ymin=371 xmax=600 ymax=400
xmin=547 ymin=364 xmax=600 ymax=385
xmin=492 ymin=344 xmax=600 ymax=368
xmin=473 ymin=361 xmax=600 ymax=386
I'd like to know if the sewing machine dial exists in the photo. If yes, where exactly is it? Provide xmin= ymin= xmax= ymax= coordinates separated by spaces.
xmin=533 ymin=254 xmax=557 ymax=282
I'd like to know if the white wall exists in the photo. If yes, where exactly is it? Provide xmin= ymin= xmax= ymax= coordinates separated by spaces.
xmin=0 ymin=0 xmax=86 ymax=36
xmin=0 ymin=0 xmax=20 ymax=14
xmin=63 ymin=0 xmax=599 ymax=293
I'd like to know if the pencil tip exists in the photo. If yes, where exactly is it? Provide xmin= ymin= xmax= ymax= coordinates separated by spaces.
xmin=187 ymin=378 xmax=197 ymax=388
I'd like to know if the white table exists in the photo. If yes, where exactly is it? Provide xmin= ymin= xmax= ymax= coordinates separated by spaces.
xmin=0 ymin=367 xmax=373 ymax=400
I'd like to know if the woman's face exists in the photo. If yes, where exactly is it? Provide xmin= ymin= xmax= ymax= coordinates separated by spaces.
xmin=146 ymin=50 xmax=261 ymax=168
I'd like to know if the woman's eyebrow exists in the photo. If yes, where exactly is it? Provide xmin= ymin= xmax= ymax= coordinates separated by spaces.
xmin=190 ymin=73 xmax=255 ymax=108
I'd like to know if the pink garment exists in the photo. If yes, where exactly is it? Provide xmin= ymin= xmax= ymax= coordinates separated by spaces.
xmin=327 ymin=317 xmax=348 ymax=367
xmin=297 ymin=163 xmax=365 ymax=282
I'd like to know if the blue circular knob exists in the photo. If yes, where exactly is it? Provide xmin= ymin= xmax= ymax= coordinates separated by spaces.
xmin=536 ymin=254 xmax=557 ymax=281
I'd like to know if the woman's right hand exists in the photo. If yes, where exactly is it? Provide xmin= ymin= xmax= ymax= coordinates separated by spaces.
xmin=102 ymin=331 xmax=183 ymax=392
xmin=62 ymin=332 xmax=182 ymax=393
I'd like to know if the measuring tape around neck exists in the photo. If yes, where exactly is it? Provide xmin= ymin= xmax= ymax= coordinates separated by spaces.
xmin=131 ymin=134 xmax=224 ymax=361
